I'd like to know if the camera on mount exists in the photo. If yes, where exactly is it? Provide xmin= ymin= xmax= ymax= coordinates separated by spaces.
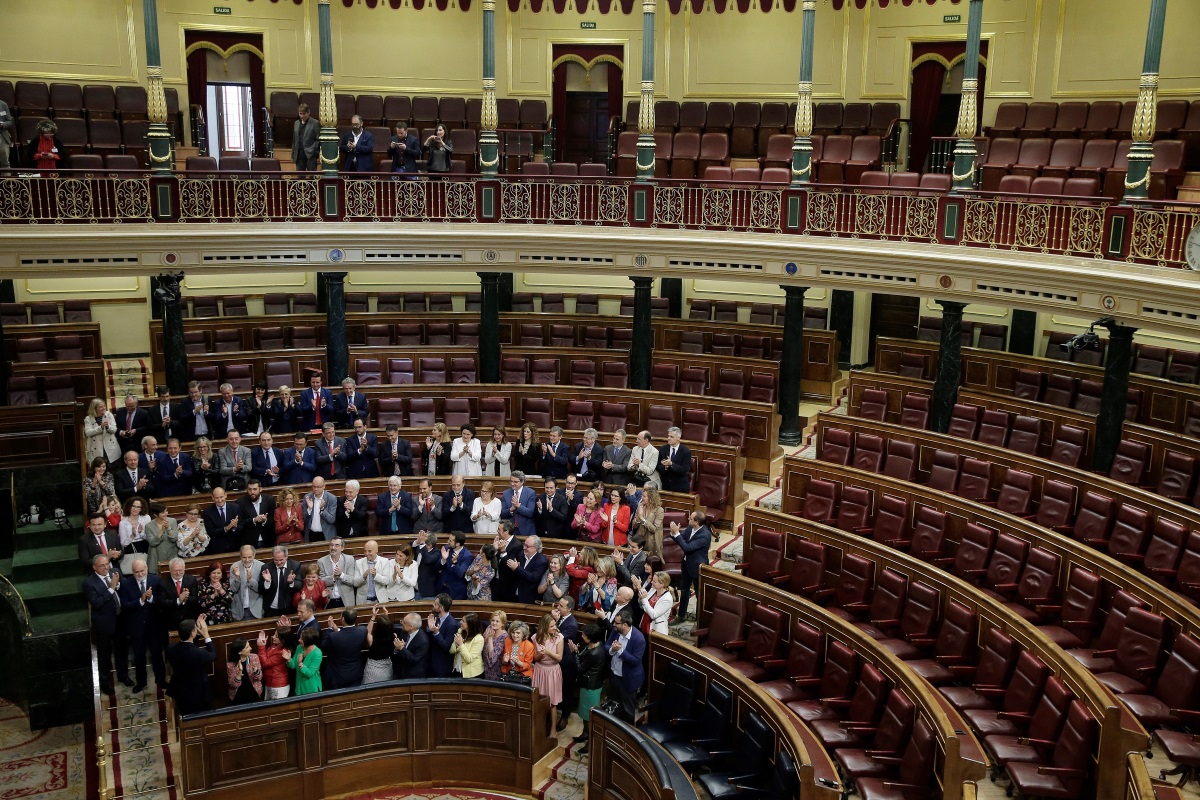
xmin=154 ymin=272 xmax=185 ymax=308
xmin=1058 ymin=317 xmax=1115 ymax=354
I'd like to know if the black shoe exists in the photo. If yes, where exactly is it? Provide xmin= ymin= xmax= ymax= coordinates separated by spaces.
xmin=556 ymin=716 xmax=569 ymax=733
xmin=121 ymin=678 xmax=136 ymax=688
xmin=100 ymin=683 xmax=115 ymax=696
xmin=132 ymin=684 xmax=147 ymax=693
xmin=578 ymin=744 xmax=589 ymax=756
xmin=573 ymin=733 xmax=588 ymax=743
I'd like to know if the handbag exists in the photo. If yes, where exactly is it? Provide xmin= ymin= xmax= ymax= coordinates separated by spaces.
xmin=501 ymin=671 xmax=532 ymax=686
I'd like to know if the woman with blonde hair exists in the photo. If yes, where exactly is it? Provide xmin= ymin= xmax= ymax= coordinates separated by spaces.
xmin=425 ymin=422 xmax=451 ymax=475
xmin=471 ymin=480 xmax=502 ymax=535
xmin=531 ymin=614 xmax=564 ymax=732
xmin=83 ymin=398 xmax=121 ymax=465
xmin=273 ymin=488 xmax=304 ymax=545
xmin=570 ymin=490 xmax=605 ymax=542
xmin=483 ymin=609 xmax=509 ymax=680
xmin=588 ymin=556 xmax=619 ymax=613
xmin=633 ymin=484 xmax=665 ymax=557
xmin=191 ymin=437 xmax=220 ymax=494
xmin=636 ymin=571 xmax=674 ymax=635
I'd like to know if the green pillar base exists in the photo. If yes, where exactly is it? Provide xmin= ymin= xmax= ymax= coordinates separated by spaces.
xmin=479 ymin=133 xmax=499 ymax=178
xmin=789 ymin=138 xmax=813 ymax=187
xmin=145 ymin=124 xmax=174 ymax=174
xmin=635 ymin=134 xmax=656 ymax=183
xmin=1122 ymin=145 xmax=1155 ymax=202
xmin=320 ymin=128 xmax=340 ymax=176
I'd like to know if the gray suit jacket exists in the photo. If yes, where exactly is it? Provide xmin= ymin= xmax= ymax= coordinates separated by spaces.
xmin=410 ymin=494 xmax=443 ymax=534
xmin=317 ymin=553 xmax=359 ymax=605
xmin=229 ymin=558 xmax=264 ymax=620
xmin=0 ymin=101 xmax=12 ymax=146
xmin=604 ymin=444 xmax=632 ymax=485
xmin=303 ymin=491 xmax=338 ymax=540
xmin=216 ymin=445 xmax=252 ymax=488
xmin=292 ymin=117 xmax=319 ymax=162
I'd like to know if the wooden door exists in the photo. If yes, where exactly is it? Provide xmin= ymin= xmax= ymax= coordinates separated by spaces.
xmin=563 ymin=92 xmax=609 ymax=165
xmin=869 ymin=294 xmax=920 ymax=360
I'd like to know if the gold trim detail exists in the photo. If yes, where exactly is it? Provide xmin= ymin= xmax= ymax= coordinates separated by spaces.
xmin=182 ymin=41 xmax=267 ymax=63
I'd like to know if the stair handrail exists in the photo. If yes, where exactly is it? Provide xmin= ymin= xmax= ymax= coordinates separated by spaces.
xmin=91 ymin=641 xmax=113 ymax=800
xmin=0 ymin=572 xmax=32 ymax=637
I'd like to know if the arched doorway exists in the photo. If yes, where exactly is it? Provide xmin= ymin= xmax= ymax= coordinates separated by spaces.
xmin=184 ymin=31 xmax=267 ymax=164
xmin=551 ymin=44 xmax=624 ymax=164
xmin=907 ymin=41 xmax=987 ymax=173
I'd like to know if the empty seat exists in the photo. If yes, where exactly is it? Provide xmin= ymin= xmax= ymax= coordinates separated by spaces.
xmin=1108 ymin=439 xmax=1149 ymax=486
xmin=651 ymin=363 xmax=678 ymax=392
xmin=680 ymin=408 xmax=710 ymax=443
xmin=852 ymin=433 xmax=885 ymax=473
xmin=450 ymin=358 xmax=476 ymax=384
xmin=646 ymin=406 xmax=674 ymax=440
xmin=598 ymin=403 xmax=628 ymax=434
xmin=1048 ymin=425 xmax=1088 ymax=468
xmin=418 ymin=357 xmax=447 ymax=384
xmin=500 ymin=358 xmax=528 ymax=385
xmin=387 ymin=358 xmax=414 ymax=384
xmin=529 ymin=359 xmax=557 ymax=386
xmin=819 ymin=428 xmax=853 ymax=466
xmin=53 ymin=335 xmax=84 ymax=360
xmin=883 ymin=440 xmax=918 ymax=482
xmin=569 ymin=361 xmax=596 ymax=387
xmin=899 ymin=393 xmax=930 ymax=429
xmin=408 ymin=398 xmax=437 ymax=427
xmin=678 ymin=367 xmax=708 ymax=395
xmin=716 ymin=369 xmax=744 ymax=400
xmin=478 ymin=397 xmax=507 ymax=428
xmin=601 ymin=362 xmax=628 ymax=389
xmin=747 ymin=373 xmax=775 ymax=403
xmin=1133 ymin=344 xmax=1168 ymax=377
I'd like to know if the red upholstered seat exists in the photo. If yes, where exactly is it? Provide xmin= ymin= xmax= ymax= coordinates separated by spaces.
xmin=715 ymin=413 xmax=746 ymax=451
xmin=899 ymin=393 xmax=930 ymax=428
xmin=962 ymin=651 xmax=1050 ymax=737
xmin=976 ymin=409 xmax=1011 ymax=447
xmin=1108 ymin=439 xmax=1149 ymax=486
xmin=569 ymin=360 xmax=596 ymax=387
xmin=387 ymin=358 xmax=414 ymax=384
xmin=957 ymin=457 xmax=993 ymax=503
xmin=1048 ymin=424 xmax=1088 ymax=468
xmin=651 ymin=363 xmax=678 ymax=392
xmin=680 ymin=408 xmax=710 ymax=442
xmin=946 ymin=403 xmax=981 ymax=439
xmin=529 ymin=359 xmax=557 ymax=386
xmin=450 ymin=358 xmax=477 ymax=384
xmin=858 ymin=389 xmax=888 ymax=421
xmin=926 ymin=450 xmax=962 ymax=493
xmin=443 ymin=398 xmax=472 ymax=428
xmin=1093 ymin=608 xmax=1168 ymax=695
xmin=802 ymin=479 xmax=840 ymax=526
xmin=522 ymin=398 xmax=551 ymax=429
xmin=735 ymin=528 xmax=785 ymax=584
xmin=407 ymin=398 xmax=436 ymax=427
xmin=696 ymin=591 xmax=747 ymax=664
xmin=678 ymin=367 xmax=708 ymax=396
xmin=835 ymin=487 xmax=873 ymax=532
xmin=757 ymin=621 xmax=825 ymax=704
xmin=995 ymin=469 xmax=1035 ymax=516
xmin=566 ymin=401 xmax=595 ymax=430
xmin=866 ymin=495 xmax=910 ymax=549
xmin=1036 ymin=567 xmax=1103 ymax=649
xmin=809 ymin=664 xmax=892 ymax=749
xmin=355 ymin=359 xmax=383 ymax=387
xmin=1121 ymin=634 xmax=1200 ymax=727
xmin=909 ymin=506 xmax=949 ymax=560
xmin=698 ymin=460 xmax=730 ymax=523
xmin=419 ymin=357 xmax=447 ymax=384
xmin=1006 ymin=415 xmax=1042 ymax=455
xmin=903 ymin=600 xmax=978 ymax=686
xmin=598 ymin=403 xmax=627 ymax=434
xmin=478 ymin=398 xmax=507 ymax=428
xmin=785 ymin=640 xmax=860 ymax=722
xmin=725 ymin=605 xmax=786 ymax=682
xmin=949 ymin=522 xmax=996 ymax=582
xmin=983 ymin=677 xmax=1075 ymax=770
xmin=601 ymin=362 xmax=629 ymax=389
xmin=820 ymin=428 xmax=852 ymax=465
xmin=939 ymin=628 xmax=1021 ymax=713
xmin=646 ymin=406 xmax=673 ymax=440
xmin=1066 ymin=589 xmax=1147 ymax=672
xmin=875 ymin=582 xmax=942 ymax=660
xmin=882 ymin=440 xmax=917 ymax=482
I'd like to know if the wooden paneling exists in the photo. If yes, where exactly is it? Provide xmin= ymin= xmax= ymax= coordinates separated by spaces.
xmin=0 ymin=402 xmax=79 ymax=467
xmin=588 ymin=711 xmax=698 ymax=800
xmin=9 ymin=358 xmax=105 ymax=403
xmin=5 ymin=322 xmax=102 ymax=362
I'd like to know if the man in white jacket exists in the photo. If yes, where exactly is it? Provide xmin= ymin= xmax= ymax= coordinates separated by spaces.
xmin=351 ymin=539 xmax=395 ymax=606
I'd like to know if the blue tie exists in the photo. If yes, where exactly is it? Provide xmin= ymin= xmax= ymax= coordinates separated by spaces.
xmin=391 ymin=496 xmax=398 ymax=531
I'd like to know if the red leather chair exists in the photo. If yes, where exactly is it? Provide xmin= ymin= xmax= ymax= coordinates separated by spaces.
xmin=716 ymin=413 xmax=746 ymax=452
xmin=651 ymin=363 xmax=678 ymax=392
xmin=425 ymin=323 xmax=453 ymax=346
xmin=820 ymin=428 xmax=852 ymax=465
xmin=289 ymin=325 xmax=319 ymax=347
xmin=1061 ymin=491 xmax=1114 ymax=544
xmin=899 ymin=394 xmax=930 ymax=428
xmin=569 ymin=361 xmax=596 ymax=387
xmin=785 ymin=640 xmax=861 ymax=722
xmin=517 ymin=323 xmax=544 ymax=346
xmin=1006 ymin=415 xmax=1043 ymax=455
xmin=478 ymin=398 xmax=507 ymax=428
xmin=939 ymin=628 xmax=1021 ymax=713
xmin=1144 ymin=518 xmax=1189 ymax=585
xmin=980 ymin=137 xmax=1022 ymax=190
xmin=355 ymin=359 xmax=383 ymax=387
xmin=566 ymin=401 xmax=595 ymax=430
xmin=858 ymin=389 xmax=889 ymax=422
xmin=444 ymin=398 xmax=472 ymax=428
xmin=716 ymin=369 xmax=744 ymax=400
xmin=7 ymin=376 xmax=37 ymax=405
xmin=1003 ymin=548 xmax=1061 ymax=622
xmin=866 ymin=495 xmax=910 ymax=550
xmin=1156 ymin=451 xmax=1197 ymax=502
xmin=601 ymin=362 xmax=629 ymax=388
xmin=1186 ymin=401 xmax=1200 ymax=439
xmin=817 ymin=134 xmax=853 ymax=184
xmin=831 ymin=555 xmax=877 ymax=622
xmin=882 ymin=440 xmax=917 ymax=482
xmin=408 ymin=398 xmax=436 ymax=427
xmin=522 ymin=398 xmax=551 ymax=429
xmin=856 ymin=569 xmax=909 ymax=638
xmin=1012 ymin=369 xmax=1044 ymax=401
xmin=678 ymin=331 xmax=705 ymax=353
xmin=387 ymin=358 xmax=415 ymax=384
xmin=698 ymin=460 xmax=731 ymax=524
xmin=738 ymin=335 xmax=767 ymax=359
xmin=962 ymin=651 xmax=1050 ymax=737
xmin=1122 ymin=633 xmax=1200 ymax=728
xmin=681 ymin=408 xmax=710 ymax=442
xmin=1066 ymin=589 xmax=1149 ymax=672
xmin=747 ymin=373 xmax=776 ymax=403
xmin=598 ymin=403 xmax=627 ymax=434
xmin=977 ymin=410 xmax=1011 ymax=447
xmin=646 ymin=406 xmax=673 ymax=440
xmin=1108 ymin=440 xmax=1149 ymax=486
xmin=582 ymin=326 xmax=608 ymax=348
xmin=1169 ymin=351 xmax=1200 ymax=384
xmin=1048 ymin=425 xmax=1088 ymax=468
xmin=419 ymin=357 xmax=447 ymax=384
xmin=735 ymin=528 xmax=785 ymax=584
xmin=1036 ymin=567 xmax=1103 ymax=649
xmin=265 ymin=361 xmax=293 ymax=390
xmin=902 ymin=600 xmax=979 ymax=687
xmin=948 ymin=522 xmax=996 ymax=582
xmin=926 ymin=450 xmax=962 ymax=494
xmin=678 ymin=367 xmax=708 ymax=396
xmin=725 ymin=605 xmax=787 ymax=682
xmin=529 ymin=359 xmax=557 ymax=386
xmin=982 ymin=676 xmax=1074 ymax=772
xmin=1105 ymin=505 xmax=1152 ymax=564
xmin=982 ymin=534 xmax=1031 ymax=597
xmin=547 ymin=324 xmax=573 ymax=348
xmin=956 ymin=458 xmax=993 ymax=503
xmin=802 ymin=479 xmax=840 ymax=526
xmin=909 ymin=506 xmax=950 ymax=560
xmin=42 ymin=375 xmax=74 ymax=403
xmin=833 ymin=487 xmax=873 ymax=533
xmin=450 ymin=358 xmax=477 ymax=384
xmin=757 ymin=621 xmax=826 ymax=704
xmin=1093 ymin=608 xmax=1167 ymax=695
xmin=916 ymin=316 xmax=941 ymax=342
xmin=809 ymin=664 xmax=892 ymax=749
xmin=696 ymin=591 xmax=747 ymax=664
xmin=877 ymin=583 xmax=942 ymax=660
xmin=364 ymin=324 xmax=391 ymax=346
xmin=0 ymin=304 xmax=27 ymax=326
xmin=213 ymin=329 xmax=242 ymax=353
xmin=52 ymin=335 xmax=84 ymax=360
xmin=994 ymin=469 xmax=1035 ymax=516
xmin=1132 ymin=344 xmax=1168 ymax=377
xmin=946 ymin=404 xmax=982 ymax=439
xmin=1006 ymin=702 xmax=1096 ymax=800
xmin=395 ymin=323 xmax=423 ymax=346
xmin=779 ymin=539 xmax=830 ymax=598
xmin=897 ymin=354 xmax=927 ymax=379
xmin=1071 ymin=379 xmax=1102 ymax=414
xmin=575 ymin=295 xmax=600 ymax=315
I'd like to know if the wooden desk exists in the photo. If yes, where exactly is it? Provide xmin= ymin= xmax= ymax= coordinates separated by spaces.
xmin=178 ymin=678 xmax=554 ymax=799
xmin=5 ymin=322 xmax=102 ymax=362
xmin=10 ymin=358 xmax=105 ymax=403
xmin=698 ymin=565 xmax=987 ymax=800
xmin=588 ymin=711 xmax=700 ymax=800
xmin=0 ymin=402 xmax=79 ymax=467
xmin=739 ymin=507 xmax=1147 ymax=800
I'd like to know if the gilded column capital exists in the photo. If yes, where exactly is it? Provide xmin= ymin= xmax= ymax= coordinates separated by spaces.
xmin=1130 ymin=72 xmax=1159 ymax=143
xmin=482 ymin=0 xmax=495 ymax=9
xmin=643 ymin=0 xmax=656 ymax=12
xmin=802 ymin=0 xmax=815 ymax=9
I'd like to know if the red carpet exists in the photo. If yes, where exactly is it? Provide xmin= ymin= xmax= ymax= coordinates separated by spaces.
xmin=336 ymin=791 xmax=530 ymax=800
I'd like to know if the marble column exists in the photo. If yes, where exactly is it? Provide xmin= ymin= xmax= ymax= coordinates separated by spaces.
xmin=635 ymin=0 xmax=657 ymax=182
xmin=1094 ymin=323 xmax=1136 ymax=473
xmin=141 ymin=0 xmax=174 ymax=173
xmin=630 ymin=277 xmax=654 ymax=390
xmin=951 ymin=0 xmax=984 ymax=191
xmin=324 ymin=272 xmax=348 ymax=385
xmin=778 ymin=285 xmax=808 ymax=445
xmin=930 ymin=300 xmax=966 ymax=433
xmin=479 ymin=272 xmax=502 ymax=384
xmin=317 ymin=0 xmax=340 ymax=175
xmin=1124 ymin=0 xmax=1168 ymax=201
xmin=829 ymin=290 xmax=854 ymax=369
xmin=659 ymin=278 xmax=682 ymax=318
xmin=1008 ymin=309 xmax=1038 ymax=356
xmin=158 ymin=273 xmax=188 ymax=395
xmin=789 ymin=0 xmax=816 ymax=186
xmin=478 ymin=0 xmax=499 ymax=177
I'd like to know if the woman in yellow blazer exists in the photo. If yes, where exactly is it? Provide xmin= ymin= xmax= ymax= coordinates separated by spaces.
xmin=451 ymin=613 xmax=486 ymax=678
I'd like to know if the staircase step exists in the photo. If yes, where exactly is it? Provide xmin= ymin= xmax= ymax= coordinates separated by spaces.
xmin=30 ymin=608 xmax=89 ymax=634
xmin=549 ymin=749 xmax=588 ymax=788
xmin=0 ymin=558 xmax=11 ymax=579
xmin=17 ymin=575 xmax=86 ymax=616
xmin=12 ymin=544 xmax=83 ymax=581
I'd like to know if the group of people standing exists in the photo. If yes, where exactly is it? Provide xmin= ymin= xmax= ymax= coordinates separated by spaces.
xmin=290 ymin=103 xmax=454 ymax=174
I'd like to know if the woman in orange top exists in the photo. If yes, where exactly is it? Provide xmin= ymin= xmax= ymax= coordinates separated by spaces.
xmin=606 ymin=488 xmax=631 ymax=547
xmin=502 ymin=621 xmax=535 ymax=678
xmin=293 ymin=563 xmax=329 ymax=612
xmin=273 ymin=488 xmax=304 ymax=545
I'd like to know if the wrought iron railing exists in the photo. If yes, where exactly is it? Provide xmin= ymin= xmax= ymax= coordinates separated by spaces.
xmin=0 ymin=169 xmax=1196 ymax=270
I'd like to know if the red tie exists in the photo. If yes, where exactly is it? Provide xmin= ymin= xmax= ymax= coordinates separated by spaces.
xmin=125 ymin=413 xmax=133 ymax=432
xmin=175 ymin=579 xmax=181 ymax=596
xmin=314 ymin=393 xmax=322 ymax=425
xmin=330 ymin=453 xmax=336 ymax=477
xmin=97 ymin=535 xmax=106 ymax=553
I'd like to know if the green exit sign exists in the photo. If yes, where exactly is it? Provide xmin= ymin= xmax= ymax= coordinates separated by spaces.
xmin=943 ymin=14 xmax=961 ymax=22
xmin=580 ymin=21 xmax=596 ymax=29
xmin=213 ymin=6 xmax=231 ymax=14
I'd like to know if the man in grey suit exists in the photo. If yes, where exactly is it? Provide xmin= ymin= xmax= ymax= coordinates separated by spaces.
xmin=303 ymin=477 xmax=339 ymax=542
xmin=317 ymin=537 xmax=358 ymax=609
xmin=292 ymin=103 xmax=320 ymax=171
xmin=0 ymin=98 xmax=12 ymax=169
xmin=315 ymin=423 xmax=347 ymax=480
xmin=216 ymin=430 xmax=252 ymax=491
xmin=602 ymin=429 xmax=633 ymax=485
xmin=228 ymin=545 xmax=264 ymax=621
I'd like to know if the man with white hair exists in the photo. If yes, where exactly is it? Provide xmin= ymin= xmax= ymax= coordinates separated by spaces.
xmin=228 ymin=545 xmax=264 ymax=621
xmin=336 ymin=479 xmax=370 ymax=538
xmin=159 ymin=557 xmax=200 ymax=633
xmin=317 ymin=537 xmax=358 ymax=609
xmin=376 ymin=476 xmax=414 ymax=535
xmin=351 ymin=539 xmax=395 ymax=606
xmin=333 ymin=377 xmax=369 ymax=428
xmin=571 ymin=428 xmax=604 ymax=483
xmin=506 ymin=534 xmax=548 ymax=604
xmin=303 ymin=476 xmax=338 ymax=542
xmin=85 ymin=553 xmax=130 ymax=694
xmin=258 ymin=545 xmax=302 ymax=616
xmin=207 ymin=383 xmax=245 ymax=437
xmin=656 ymin=427 xmax=692 ymax=493
xmin=119 ymin=555 xmax=165 ymax=692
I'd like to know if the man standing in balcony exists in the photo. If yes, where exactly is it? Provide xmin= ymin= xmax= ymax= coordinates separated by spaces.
xmin=0 ymin=96 xmax=12 ymax=169
xmin=292 ymin=103 xmax=319 ymax=171
xmin=340 ymin=115 xmax=375 ymax=173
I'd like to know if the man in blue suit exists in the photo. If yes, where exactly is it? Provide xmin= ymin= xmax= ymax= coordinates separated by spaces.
xmin=541 ymin=427 xmax=570 ymax=480
xmin=298 ymin=372 xmax=334 ymax=432
xmin=138 ymin=436 xmax=172 ymax=496
xmin=426 ymin=594 xmax=461 ymax=677
xmin=251 ymin=431 xmax=288 ymax=487
xmin=500 ymin=471 xmax=537 ymax=536
xmin=441 ymin=474 xmax=475 ymax=533
xmin=604 ymin=609 xmax=645 ymax=724
xmin=376 ymin=476 xmax=414 ymax=536
xmin=84 ymin=553 xmax=130 ymax=695
xmin=155 ymin=439 xmax=193 ymax=498
xmin=333 ymin=378 xmax=369 ymax=428
xmin=340 ymin=116 xmax=376 ymax=172
xmin=437 ymin=532 xmax=473 ymax=600
xmin=119 ymin=556 xmax=165 ymax=692
xmin=570 ymin=428 xmax=604 ymax=483
xmin=206 ymin=383 xmax=245 ymax=439
xmin=321 ymin=608 xmax=368 ymax=689
xmin=670 ymin=511 xmax=712 ymax=621
xmin=656 ymin=427 xmax=693 ymax=494
xmin=282 ymin=432 xmax=317 ymax=485
xmin=167 ymin=616 xmax=216 ymax=715
xmin=344 ymin=419 xmax=379 ymax=480
xmin=378 ymin=425 xmax=413 ymax=477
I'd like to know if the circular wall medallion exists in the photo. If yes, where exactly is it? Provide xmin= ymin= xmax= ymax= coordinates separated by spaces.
xmin=163 ymin=252 xmax=178 ymax=265
xmin=634 ymin=254 xmax=648 ymax=267
xmin=483 ymin=249 xmax=498 ymax=263
xmin=938 ymin=275 xmax=953 ymax=289
xmin=1101 ymin=294 xmax=1117 ymax=310
xmin=328 ymin=248 xmax=345 ymax=264
xmin=784 ymin=262 xmax=798 ymax=275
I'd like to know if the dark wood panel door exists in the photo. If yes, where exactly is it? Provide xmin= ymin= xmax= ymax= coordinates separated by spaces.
xmin=869 ymin=293 xmax=920 ymax=360
xmin=563 ymin=92 xmax=609 ymax=165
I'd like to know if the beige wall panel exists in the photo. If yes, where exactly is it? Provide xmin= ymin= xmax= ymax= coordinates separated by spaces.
xmin=182 ymin=272 xmax=309 ymax=292
xmin=520 ymin=272 xmax=633 ymax=291
xmin=20 ymin=277 xmax=146 ymax=355
xmin=22 ymin=276 xmax=141 ymax=298
xmin=690 ymin=279 xmax=827 ymax=304
xmin=0 ymin=0 xmax=139 ymax=83
xmin=347 ymin=270 xmax=479 ymax=290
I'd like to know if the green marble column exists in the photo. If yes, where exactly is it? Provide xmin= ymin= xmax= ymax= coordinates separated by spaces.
xmin=789 ymin=0 xmax=816 ymax=187
xmin=479 ymin=0 xmax=499 ymax=177
xmin=158 ymin=273 xmax=188 ymax=395
xmin=317 ymin=0 xmax=340 ymax=176
xmin=1094 ymin=323 xmax=1136 ymax=473
xmin=1124 ymin=0 xmax=1168 ymax=201
xmin=778 ymin=285 xmax=808 ymax=445
xmin=141 ymin=0 xmax=174 ymax=173
xmin=324 ymin=272 xmax=348 ymax=384
xmin=479 ymin=273 xmax=502 ymax=384
xmin=951 ymin=0 xmax=984 ymax=191
xmin=930 ymin=300 xmax=966 ymax=433
xmin=630 ymin=277 xmax=654 ymax=390
xmin=635 ymin=0 xmax=657 ymax=182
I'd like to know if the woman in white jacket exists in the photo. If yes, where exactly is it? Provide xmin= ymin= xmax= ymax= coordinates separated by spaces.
xmin=385 ymin=545 xmax=420 ymax=602
xmin=483 ymin=427 xmax=512 ymax=478
xmin=471 ymin=481 xmax=502 ymax=536
xmin=83 ymin=398 xmax=121 ymax=465
xmin=450 ymin=424 xmax=483 ymax=476
xmin=637 ymin=571 xmax=675 ymax=635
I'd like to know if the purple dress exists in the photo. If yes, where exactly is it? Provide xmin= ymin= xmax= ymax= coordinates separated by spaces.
xmin=483 ymin=632 xmax=509 ymax=681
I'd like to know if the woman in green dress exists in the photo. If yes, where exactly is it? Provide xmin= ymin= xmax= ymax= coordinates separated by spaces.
xmin=286 ymin=627 xmax=323 ymax=695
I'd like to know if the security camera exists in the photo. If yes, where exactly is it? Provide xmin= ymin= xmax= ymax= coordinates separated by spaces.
xmin=1058 ymin=317 xmax=1115 ymax=354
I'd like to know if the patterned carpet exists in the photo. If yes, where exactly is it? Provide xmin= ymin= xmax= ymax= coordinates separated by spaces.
xmin=0 ymin=699 xmax=96 ymax=800
xmin=336 ymin=788 xmax=537 ymax=800
xmin=105 ymin=358 xmax=151 ymax=404
xmin=105 ymin=686 xmax=176 ymax=800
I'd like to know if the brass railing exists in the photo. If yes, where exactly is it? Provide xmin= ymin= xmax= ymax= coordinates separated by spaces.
xmin=803 ymin=186 xmax=940 ymax=242
xmin=1127 ymin=202 xmax=1200 ymax=267
xmin=959 ymin=190 xmax=1110 ymax=257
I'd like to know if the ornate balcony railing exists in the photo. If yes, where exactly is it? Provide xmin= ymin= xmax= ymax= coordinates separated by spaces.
xmin=0 ymin=169 xmax=1196 ymax=270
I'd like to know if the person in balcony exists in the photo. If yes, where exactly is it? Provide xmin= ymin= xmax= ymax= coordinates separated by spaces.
xmin=424 ymin=124 xmax=453 ymax=174
xmin=291 ymin=103 xmax=319 ymax=172
xmin=389 ymin=122 xmax=421 ymax=174
xmin=340 ymin=115 xmax=375 ymax=173
xmin=0 ymin=96 xmax=12 ymax=169
xmin=24 ymin=119 xmax=67 ymax=172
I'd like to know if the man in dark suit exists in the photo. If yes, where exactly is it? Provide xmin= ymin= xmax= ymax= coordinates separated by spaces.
xmin=437 ymin=532 xmax=473 ymax=601
xmin=79 ymin=513 xmax=124 ymax=570
xmin=489 ymin=521 xmax=523 ymax=603
xmin=412 ymin=530 xmax=443 ymax=600
xmin=553 ymin=596 xmax=581 ymax=732
xmin=536 ymin=478 xmax=570 ymax=539
xmin=656 ymin=427 xmax=693 ymax=494
xmin=159 ymin=558 xmax=201 ymax=642
xmin=605 ymin=610 xmax=646 ymax=723
xmin=315 ymin=423 xmax=347 ymax=480
xmin=115 ymin=395 xmax=150 ymax=455
xmin=388 ymin=123 xmax=421 ymax=173
xmin=335 ymin=480 xmax=370 ymax=539
xmin=167 ymin=616 xmax=216 ymax=715
xmin=500 ymin=471 xmax=537 ymax=536
xmin=114 ymin=450 xmax=151 ymax=503
xmin=441 ymin=475 xmax=476 ymax=533
xmin=541 ymin=427 xmax=570 ymax=480
xmin=602 ymin=429 xmax=633 ymax=486
xmin=259 ymin=546 xmax=303 ymax=616
xmin=282 ymin=432 xmax=317 ymax=485
xmin=570 ymin=428 xmax=604 ymax=483
xmin=237 ymin=479 xmax=277 ymax=550
xmin=376 ymin=476 xmax=414 ymax=536
xmin=84 ymin=553 xmax=130 ymax=694
xmin=147 ymin=386 xmax=179 ymax=444
xmin=179 ymin=382 xmax=211 ymax=442
xmin=344 ymin=419 xmax=379 ymax=480
xmin=595 ymin=585 xmax=644 ymax=636
xmin=206 ymin=383 xmax=245 ymax=439
xmin=561 ymin=476 xmax=584 ymax=523
xmin=138 ymin=436 xmax=171 ymax=496
xmin=506 ymin=535 xmax=549 ymax=604
xmin=670 ymin=511 xmax=712 ymax=621
xmin=298 ymin=372 xmax=335 ymax=431
xmin=203 ymin=487 xmax=241 ymax=555
xmin=392 ymin=612 xmax=430 ymax=679
xmin=378 ymin=425 xmax=413 ymax=477
xmin=290 ymin=599 xmax=321 ymax=648
xmin=340 ymin=115 xmax=375 ymax=172
xmin=410 ymin=480 xmax=443 ymax=536
xmin=250 ymin=431 xmax=287 ymax=487
xmin=156 ymin=439 xmax=193 ymax=498
xmin=615 ymin=536 xmax=649 ymax=588
xmin=119 ymin=556 xmax=165 ymax=692
xmin=426 ymin=594 xmax=461 ymax=677
xmin=321 ymin=608 xmax=368 ymax=689
xmin=333 ymin=378 xmax=369 ymax=428
xmin=291 ymin=103 xmax=320 ymax=171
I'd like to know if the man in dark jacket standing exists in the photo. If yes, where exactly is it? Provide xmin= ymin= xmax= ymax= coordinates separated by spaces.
xmin=167 ymin=616 xmax=217 ymax=715
xmin=393 ymin=612 xmax=430 ymax=679
xmin=321 ymin=608 xmax=368 ymax=689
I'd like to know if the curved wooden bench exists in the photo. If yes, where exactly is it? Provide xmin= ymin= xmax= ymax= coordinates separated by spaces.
xmin=177 ymin=678 xmax=555 ymax=799
xmin=697 ymin=564 xmax=987 ymax=800
xmin=741 ymin=506 xmax=1148 ymax=800
xmin=589 ymin=710 xmax=700 ymax=800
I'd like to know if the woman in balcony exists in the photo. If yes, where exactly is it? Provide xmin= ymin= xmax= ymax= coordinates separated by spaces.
xmin=450 ymin=424 xmax=482 ymax=476
xmin=632 ymin=485 xmax=664 ymax=558
xmin=145 ymin=502 xmax=179 ymax=570
xmin=191 ymin=437 xmax=220 ymax=495
xmin=424 ymin=124 xmax=453 ymax=174
xmin=119 ymin=496 xmax=151 ymax=556
xmin=425 ymin=423 xmax=451 ymax=476
xmin=484 ymin=427 xmax=512 ymax=478
xmin=176 ymin=504 xmax=210 ymax=558
xmin=471 ymin=481 xmax=502 ymax=536
xmin=226 ymin=638 xmax=263 ymax=705
xmin=24 ymin=119 xmax=68 ymax=172
xmin=197 ymin=561 xmax=233 ymax=625
xmin=83 ymin=456 xmax=118 ymax=516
